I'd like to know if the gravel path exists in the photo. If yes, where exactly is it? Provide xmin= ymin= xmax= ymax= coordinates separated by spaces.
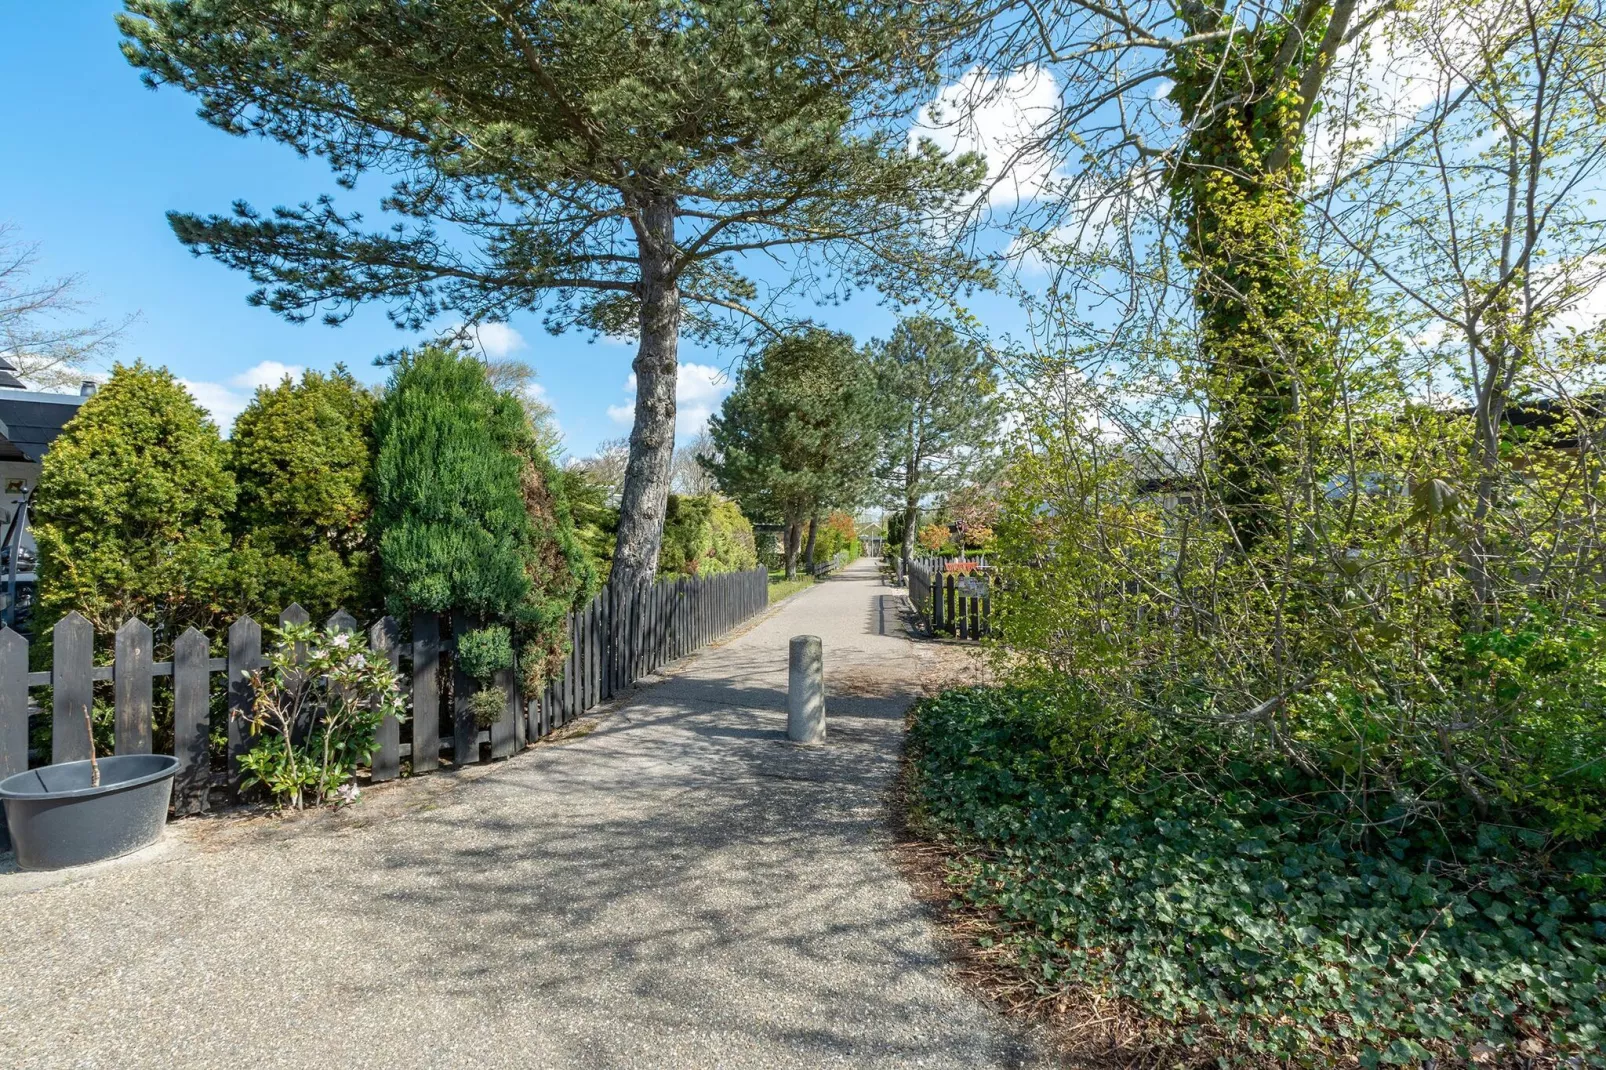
xmin=0 ymin=559 xmax=1042 ymax=1070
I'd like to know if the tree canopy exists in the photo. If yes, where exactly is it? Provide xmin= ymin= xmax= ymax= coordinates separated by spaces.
xmin=118 ymin=0 xmax=985 ymax=590
xmin=705 ymin=328 xmax=880 ymax=577
xmin=870 ymin=316 xmax=1001 ymax=566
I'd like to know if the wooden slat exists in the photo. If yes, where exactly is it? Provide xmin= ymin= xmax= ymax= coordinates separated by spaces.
xmin=114 ymin=617 xmax=154 ymax=755
xmin=52 ymin=611 xmax=93 ymax=764
xmin=0 ymin=627 xmax=28 ymax=780
xmin=586 ymin=595 xmax=599 ymax=707
xmin=369 ymin=616 xmax=402 ymax=782
xmin=226 ymin=615 xmax=263 ymax=779
xmin=327 ymin=609 xmax=358 ymax=634
xmin=411 ymin=612 xmax=440 ymax=773
xmin=451 ymin=613 xmax=479 ymax=766
xmin=490 ymin=663 xmax=516 ymax=760
xmin=172 ymin=626 xmax=210 ymax=814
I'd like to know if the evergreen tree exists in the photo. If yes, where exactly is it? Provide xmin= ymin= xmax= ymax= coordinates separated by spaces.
xmin=371 ymin=348 xmax=536 ymax=621
xmin=705 ymin=329 xmax=880 ymax=578
xmin=870 ymin=316 xmax=1001 ymax=571
xmin=118 ymin=0 xmax=984 ymax=593
xmin=372 ymin=347 xmax=591 ymax=693
xmin=227 ymin=366 xmax=378 ymax=620
xmin=33 ymin=362 xmax=235 ymax=645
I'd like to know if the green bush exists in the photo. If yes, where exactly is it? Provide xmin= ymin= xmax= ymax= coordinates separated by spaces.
xmin=373 ymin=347 xmax=592 ymax=695
xmin=908 ymin=686 xmax=1606 ymax=1065
xmin=372 ymin=347 xmax=533 ymax=619
xmin=227 ymin=366 xmax=378 ymax=620
xmin=33 ymin=362 xmax=235 ymax=643
xmin=456 ymin=624 xmax=513 ymax=682
xmin=658 ymin=494 xmax=757 ymax=577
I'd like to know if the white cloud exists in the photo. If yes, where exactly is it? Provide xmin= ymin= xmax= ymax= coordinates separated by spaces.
xmin=913 ymin=65 xmax=1062 ymax=207
xmin=471 ymin=321 xmax=526 ymax=358
xmin=180 ymin=359 xmax=305 ymax=434
xmin=607 ymin=361 xmax=733 ymax=437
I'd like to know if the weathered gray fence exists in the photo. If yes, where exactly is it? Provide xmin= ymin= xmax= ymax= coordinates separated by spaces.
xmin=907 ymin=559 xmax=991 ymax=640
xmin=0 ymin=566 xmax=769 ymax=814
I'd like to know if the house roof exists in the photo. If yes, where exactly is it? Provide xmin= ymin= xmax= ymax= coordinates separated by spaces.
xmin=0 ymin=389 xmax=87 ymax=463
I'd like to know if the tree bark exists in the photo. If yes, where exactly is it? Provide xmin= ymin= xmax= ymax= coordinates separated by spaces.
xmin=613 ymin=193 xmax=680 ymax=594
xmin=900 ymin=498 xmax=918 ymax=572
xmin=783 ymin=516 xmax=802 ymax=580
xmin=804 ymin=513 xmax=819 ymax=572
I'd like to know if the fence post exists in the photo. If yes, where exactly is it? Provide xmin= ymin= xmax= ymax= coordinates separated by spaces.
xmin=172 ymin=626 xmax=210 ymax=813
xmin=410 ymin=612 xmax=441 ymax=773
xmin=369 ymin=616 xmax=402 ymax=781
xmin=113 ymin=617 xmax=154 ymax=755
xmin=452 ymin=612 xmax=480 ymax=766
xmin=227 ymin=615 xmax=263 ymax=781
xmin=0 ymin=627 xmax=28 ymax=783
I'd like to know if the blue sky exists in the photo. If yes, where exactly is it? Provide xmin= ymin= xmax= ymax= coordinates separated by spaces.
xmin=0 ymin=4 xmax=1034 ymax=459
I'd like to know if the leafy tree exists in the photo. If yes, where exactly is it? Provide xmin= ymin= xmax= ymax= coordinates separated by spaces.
xmin=227 ymin=367 xmax=378 ymax=620
xmin=33 ymin=362 xmax=234 ymax=645
xmin=705 ymin=329 xmax=880 ymax=578
xmin=118 ymin=0 xmax=984 ymax=593
xmin=871 ymin=316 xmax=1001 ymax=571
xmin=0 ymin=223 xmax=129 ymax=390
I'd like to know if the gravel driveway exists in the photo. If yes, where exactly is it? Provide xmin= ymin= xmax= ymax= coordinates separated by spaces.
xmin=0 ymin=560 xmax=1043 ymax=1069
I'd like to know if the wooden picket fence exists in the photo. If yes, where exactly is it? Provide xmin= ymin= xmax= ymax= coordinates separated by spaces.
xmin=907 ymin=558 xmax=992 ymax=640
xmin=0 ymin=566 xmax=769 ymax=814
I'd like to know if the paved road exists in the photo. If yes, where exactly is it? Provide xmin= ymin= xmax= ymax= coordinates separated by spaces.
xmin=0 ymin=560 xmax=1042 ymax=1069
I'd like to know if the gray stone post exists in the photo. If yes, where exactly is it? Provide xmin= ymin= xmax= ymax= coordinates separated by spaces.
xmin=787 ymin=635 xmax=825 ymax=743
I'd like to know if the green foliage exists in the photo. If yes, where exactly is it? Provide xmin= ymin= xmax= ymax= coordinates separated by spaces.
xmin=237 ymin=622 xmax=405 ymax=809
xmin=870 ymin=316 xmax=1001 ymax=558
xmin=706 ymin=327 xmax=881 ymax=573
xmin=33 ymin=361 xmax=234 ymax=642
xmin=371 ymin=347 xmax=537 ymax=619
xmin=560 ymin=467 xmax=619 ymax=579
xmin=467 ymin=689 xmax=506 ymax=730
xmin=658 ymin=494 xmax=757 ymax=577
xmin=227 ymin=366 xmax=378 ymax=620
xmin=813 ymin=510 xmax=858 ymax=561
xmin=909 ymin=686 xmax=1606 ymax=1064
xmin=456 ymin=624 xmax=514 ymax=684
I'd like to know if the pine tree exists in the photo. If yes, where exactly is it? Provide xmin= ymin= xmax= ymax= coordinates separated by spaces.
xmin=118 ymin=0 xmax=984 ymax=593
xmin=871 ymin=316 xmax=1001 ymax=571
xmin=33 ymin=362 xmax=235 ymax=645
xmin=705 ymin=329 xmax=881 ymax=578
xmin=227 ymin=366 xmax=378 ymax=620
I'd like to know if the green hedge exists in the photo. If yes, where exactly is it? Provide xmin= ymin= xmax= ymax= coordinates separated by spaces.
xmin=658 ymin=494 xmax=756 ymax=577
xmin=907 ymin=686 xmax=1606 ymax=1066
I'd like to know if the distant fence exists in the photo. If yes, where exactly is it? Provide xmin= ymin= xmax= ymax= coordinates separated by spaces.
xmin=906 ymin=558 xmax=992 ymax=640
xmin=0 ymin=566 xmax=769 ymax=813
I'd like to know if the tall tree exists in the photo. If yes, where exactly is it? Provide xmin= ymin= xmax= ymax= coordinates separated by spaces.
xmin=953 ymin=0 xmax=1398 ymax=545
xmin=705 ymin=328 xmax=879 ymax=578
xmin=871 ymin=316 xmax=1000 ymax=570
xmin=118 ymin=0 xmax=984 ymax=592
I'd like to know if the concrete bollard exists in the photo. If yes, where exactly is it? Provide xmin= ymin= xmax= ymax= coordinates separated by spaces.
xmin=787 ymin=635 xmax=825 ymax=744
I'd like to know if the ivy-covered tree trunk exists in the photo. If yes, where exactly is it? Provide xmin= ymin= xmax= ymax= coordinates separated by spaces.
xmin=613 ymin=194 xmax=680 ymax=593
xmin=1167 ymin=3 xmax=1352 ymax=550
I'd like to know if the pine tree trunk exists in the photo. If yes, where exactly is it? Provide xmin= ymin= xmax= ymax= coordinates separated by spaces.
xmin=900 ymin=499 xmax=918 ymax=571
xmin=613 ymin=193 xmax=680 ymax=594
xmin=804 ymin=513 xmax=819 ymax=572
xmin=783 ymin=516 xmax=802 ymax=580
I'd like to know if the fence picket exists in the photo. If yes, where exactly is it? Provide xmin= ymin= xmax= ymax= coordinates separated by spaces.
xmin=452 ymin=613 xmax=479 ymax=766
xmin=226 ymin=615 xmax=263 ymax=779
xmin=369 ymin=616 xmax=401 ymax=782
xmin=112 ymin=617 xmax=154 ymax=755
xmin=490 ymin=662 xmax=517 ymax=759
xmin=410 ymin=612 xmax=441 ymax=773
xmin=172 ymin=626 xmax=210 ymax=813
xmin=0 ymin=627 xmax=28 ymax=783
